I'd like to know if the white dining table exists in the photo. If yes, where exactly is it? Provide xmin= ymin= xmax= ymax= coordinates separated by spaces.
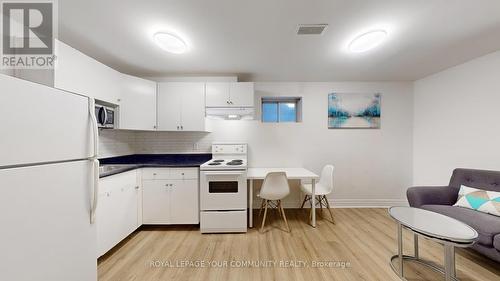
xmin=247 ymin=167 xmax=320 ymax=228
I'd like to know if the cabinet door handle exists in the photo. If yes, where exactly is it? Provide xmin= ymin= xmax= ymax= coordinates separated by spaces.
xmin=181 ymin=125 xmax=183 ymax=130
xmin=135 ymin=186 xmax=139 ymax=190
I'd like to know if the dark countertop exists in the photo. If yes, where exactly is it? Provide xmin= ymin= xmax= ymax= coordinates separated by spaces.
xmin=99 ymin=153 xmax=212 ymax=178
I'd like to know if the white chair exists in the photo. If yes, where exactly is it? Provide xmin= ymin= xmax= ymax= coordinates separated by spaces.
xmin=300 ymin=165 xmax=335 ymax=223
xmin=258 ymin=172 xmax=291 ymax=233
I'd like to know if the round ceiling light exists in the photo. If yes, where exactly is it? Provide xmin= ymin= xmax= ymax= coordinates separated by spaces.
xmin=153 ymin=32 xmax=188 ymax=54
xmin=348 ymin=30 xmax=387 ymax=53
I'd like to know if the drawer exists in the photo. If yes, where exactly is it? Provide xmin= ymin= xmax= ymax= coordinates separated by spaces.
xmin=170 ymin=168 xmax=198 ymax=180
xmin=200 ymin=210 xmax=247 ymax=233
xmin=142 ymin=168 xmax=170 ymax=180
xmin=99 ymin=169 xmax=137 ymax=193
xmin=142 ymin=168 xmax=199 ymax=180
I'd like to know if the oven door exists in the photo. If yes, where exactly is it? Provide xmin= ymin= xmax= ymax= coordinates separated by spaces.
xmin=200 ymin=170 xmax=247 ymax=210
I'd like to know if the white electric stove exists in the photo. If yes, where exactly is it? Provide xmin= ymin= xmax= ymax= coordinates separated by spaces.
xmin=199 ymin=143 xmax=248 ymax=233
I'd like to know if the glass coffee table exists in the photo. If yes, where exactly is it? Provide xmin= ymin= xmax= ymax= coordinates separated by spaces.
xmin=388 ymin=206 xmax=478 ymax=281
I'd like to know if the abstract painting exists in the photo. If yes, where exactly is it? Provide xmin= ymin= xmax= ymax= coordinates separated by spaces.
xmin=328 ymin=93 xmax=381 ymax=128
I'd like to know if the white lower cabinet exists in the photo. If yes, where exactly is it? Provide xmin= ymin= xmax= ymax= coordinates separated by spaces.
xmin=142 ymin=168 xmax=199 ymax=225
xmin=170 ymin=179 xmax=199 ymax=224
xmin=142 ymin=180 xmax=172 ymax=224
xmin=97 ymin=167 xmax=199 ymax=257
xmin=96 ymin=170 xmax=140 ymax=257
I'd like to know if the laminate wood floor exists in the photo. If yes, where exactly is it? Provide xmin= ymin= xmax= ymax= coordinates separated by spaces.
xmin=98 ymin=208 xmax=500 ymax=281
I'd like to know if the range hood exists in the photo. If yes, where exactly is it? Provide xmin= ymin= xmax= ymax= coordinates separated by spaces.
xmin=206 ymin=107 xmax=255 ymax=120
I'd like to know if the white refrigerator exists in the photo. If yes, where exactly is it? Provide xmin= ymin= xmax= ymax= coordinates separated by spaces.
xmin=0 ymin=74 xmax=99 ymax=281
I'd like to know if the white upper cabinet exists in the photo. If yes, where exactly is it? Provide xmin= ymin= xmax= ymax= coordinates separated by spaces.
xmin=118 ymin=74 xmax=157 ymax=131
xmin=157 ymin=83 xmax=182 ymax=131
xmin=229 ymin=82 xmax=254 ymax=107
xmin=205 ymin=82 xmax=230 ymax=107
xmin=55 ymin=40 xmax=159 ymax=131
xmin=205 ymin=82 xmax=254 ymax=107
xmin=157 ymin=82 xmax=206 ymax=131
xmin=54 ymin=40 xmax=121 ymax=104
xmin=181 ymin=83 xmax=207 ymax=131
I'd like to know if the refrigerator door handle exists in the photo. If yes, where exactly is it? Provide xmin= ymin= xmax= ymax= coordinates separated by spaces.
xmin=90 ymin=158 xmax=99 ymax=224
xmin=88 ymin=98 xmax=98 ymax=158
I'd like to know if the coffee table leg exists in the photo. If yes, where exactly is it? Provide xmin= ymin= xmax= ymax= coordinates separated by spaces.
xmin=397 ymin=223 xmax=404 ymax=277
xmin=444 ymin=244 xmax=456 ymax=281
xmin=414 ymin=233 xmax=419 ymax=259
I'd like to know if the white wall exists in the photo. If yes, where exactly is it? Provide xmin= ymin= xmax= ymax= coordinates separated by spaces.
xmin=413 ymin=51 xmax=500 ymax=185
xmin=208 ymin=82 xmax=414 ymax=207
xmin=99 ymin=81 xmax=414 ymax=207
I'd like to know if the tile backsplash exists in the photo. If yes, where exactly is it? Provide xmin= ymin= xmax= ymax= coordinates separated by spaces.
xmin=98 ymin=130 xmax=136 ymax=158
xmin=98 ymin=130 xmax=213 ymax=158
xmin=134 ymin=131 xmax=212 ymax=154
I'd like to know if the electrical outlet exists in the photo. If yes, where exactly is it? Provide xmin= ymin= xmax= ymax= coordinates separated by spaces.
xmin=193 ymin=143 xmax=198 ymax=150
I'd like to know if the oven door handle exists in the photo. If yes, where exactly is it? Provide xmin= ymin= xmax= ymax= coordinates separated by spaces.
xmin=202 ymin=171 xmax=246 ymax=176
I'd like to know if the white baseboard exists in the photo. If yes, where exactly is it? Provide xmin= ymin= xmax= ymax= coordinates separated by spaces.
xmin=252 ymin=198 xmax=408 ymax=209
xmin=328 ymin=199 xmax=409 ymax=208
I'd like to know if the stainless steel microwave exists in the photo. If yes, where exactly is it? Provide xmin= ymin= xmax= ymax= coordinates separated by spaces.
xmin=94 ymin=104 xmax=115 ymax=129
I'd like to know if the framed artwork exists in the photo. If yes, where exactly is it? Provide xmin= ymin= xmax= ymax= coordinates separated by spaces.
xmin=328 ymin=93 xmax=381 ymax=128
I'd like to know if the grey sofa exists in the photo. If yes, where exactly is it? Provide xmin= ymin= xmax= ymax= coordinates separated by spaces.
xmin=407 ymin=168 xmax=500 ymax=263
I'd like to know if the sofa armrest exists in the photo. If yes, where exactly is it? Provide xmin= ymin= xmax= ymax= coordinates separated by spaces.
xmin=406 ymin=186 xmax=456 ymax=208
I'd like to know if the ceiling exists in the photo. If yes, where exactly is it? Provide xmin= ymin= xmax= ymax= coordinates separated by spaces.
xmin=59 ymin=0 xmax=500 ymax=81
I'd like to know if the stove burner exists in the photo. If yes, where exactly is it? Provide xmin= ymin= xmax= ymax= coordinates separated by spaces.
xmin=212 ymin=159 xmax=224 ymax=162
xmin=208 ymin=162 xmax=221 ymax=166
xmin=231 ymin=159 xmax=243 ymax=162
xmin=226 ymin=161 xmax=243 ymax=166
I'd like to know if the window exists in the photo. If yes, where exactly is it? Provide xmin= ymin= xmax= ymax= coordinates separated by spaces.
xmin=261 ymin=97 xmax=302 ymax=123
